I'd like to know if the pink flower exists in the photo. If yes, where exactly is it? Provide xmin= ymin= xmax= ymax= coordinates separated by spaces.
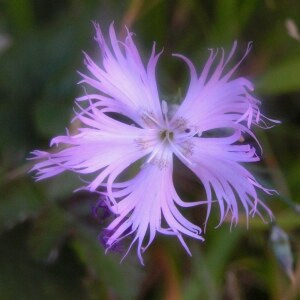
xmin=31 ymin=23 xmax=279 ymax=264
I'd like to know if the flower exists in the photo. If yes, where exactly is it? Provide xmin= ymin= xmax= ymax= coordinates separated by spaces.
xmin=30 ymin=23 xmax=279 ymax=264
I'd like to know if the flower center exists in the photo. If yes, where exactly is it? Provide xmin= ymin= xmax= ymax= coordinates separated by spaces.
xmin=137 ymin=102 xmax=197 ymax=169
xmin=160 ymin=129 xmax=174 ymax=141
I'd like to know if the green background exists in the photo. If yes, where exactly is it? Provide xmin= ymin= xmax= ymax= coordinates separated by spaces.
xmin=0 ymin=0 xmax=300 ymax=299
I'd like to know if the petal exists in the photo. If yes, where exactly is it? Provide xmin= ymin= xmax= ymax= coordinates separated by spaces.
xmin=79 ymin=23 xmax=163 ymax=127
xmin=177 ymin=134 xmax=274 ymax=227
xmin=104 ymin=163 xmax=203 ymax=264
xmin=30 ymin=110 xmax=154 ymax=190
xmin=173 ymin=42 xmax=279 ymax=132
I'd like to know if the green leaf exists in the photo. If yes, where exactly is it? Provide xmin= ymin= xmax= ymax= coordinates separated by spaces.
xmin=34 ymin=75 xmax=75 ymax=137
xmin=72 ymin=227 xmax=143 ymax=300
xmin=0 ymin=179 xmax=45 ymax=232
xmin=27 ymin=204 xmax=69 ymax=262
xmin=6 ymin=0 xmax=35 ymax=33
xmin=257 ymin=56 xmax=300 ymax=94
xmin=0 ymin=224 xmax=87 ymax=300
xmin=40 ymin=172 xmax=81 ymax=200
xmin=183 ymin=227 xmax=242 ymax=300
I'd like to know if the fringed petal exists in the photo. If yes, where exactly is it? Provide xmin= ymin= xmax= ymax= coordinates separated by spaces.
xmin=79 ymin=23 xmax=163 ymax=126
xmin=180 ymin=134 xmax=275 ymax=228
xmin=173 ymin=42 xmax=280 ymax=132
xmin=104 ymin=163 xmax=204 ymax=264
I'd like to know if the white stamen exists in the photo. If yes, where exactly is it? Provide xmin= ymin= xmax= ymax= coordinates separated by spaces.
xmin=168 ymin=140 xmax=195 ymax=167
xmin=161 ymin=100 xmax=170 ymax=128
xmin=142 ymin=110 xmax=160 ymax=127
xmin=162 ymin=100 xmax=168 ymax=115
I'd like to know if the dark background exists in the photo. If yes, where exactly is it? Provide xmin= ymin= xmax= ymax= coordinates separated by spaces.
xmin=0 ymin=0 xmax=300 ymax=299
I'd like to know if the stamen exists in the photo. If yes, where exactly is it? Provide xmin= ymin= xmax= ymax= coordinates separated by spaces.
xmin=135 ymin=135 xmax=157 ymax=150
xmin=145 ymin=144 xmax=163 ymax=165
xmin=162 ymin=100 xmax=168 ymax=115
xmin=139 ymin=101 xmax=196 ymax=170
xmin=197 ymin=131 xmax=202 ymax=137
xmin=135 ymin=138 xmax=150 ymax=150
xmin=161 ymin=100 xmax=170 ymax=128
xmin=181 ymin=141 xmax=194 ymax=156
xmin=168 ymin=140 xmax=195 ymax=167
xmin=141 ymin=110 xmax=160 ymax=128
xmin=172 ymin=117 xmax=187 ymax=131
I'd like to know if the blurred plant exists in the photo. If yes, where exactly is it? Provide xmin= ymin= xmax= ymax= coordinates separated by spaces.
xmin=270 ymin=224 xmax=294 ymax=281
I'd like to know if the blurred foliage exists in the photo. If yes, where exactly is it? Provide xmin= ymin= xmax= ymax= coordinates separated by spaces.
xmin=0 ymin=0 xmax=300 ymax=299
